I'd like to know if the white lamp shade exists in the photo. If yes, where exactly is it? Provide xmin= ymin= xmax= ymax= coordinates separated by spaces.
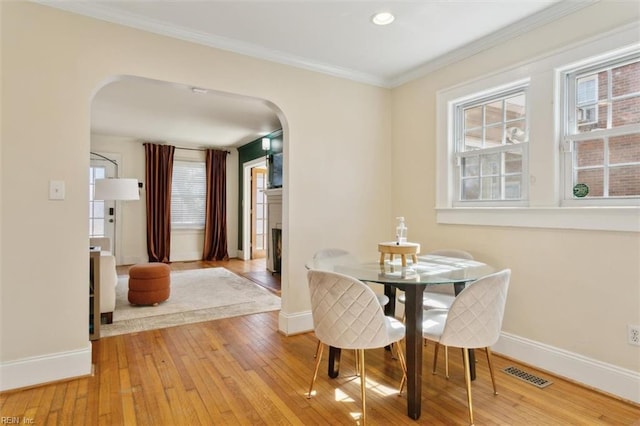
xmin=94 ymin=178 xmax=140 ymax=201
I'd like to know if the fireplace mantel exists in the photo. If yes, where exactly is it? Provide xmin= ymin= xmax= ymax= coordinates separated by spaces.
xmin=263 ymin=188 xmax=282 ymax=273
xmin=263 ymin=188 xmax=282 ymax=200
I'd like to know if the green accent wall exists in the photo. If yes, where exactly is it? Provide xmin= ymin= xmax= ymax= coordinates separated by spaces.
xmin=237 ymin=129 xmax=282 ymax=251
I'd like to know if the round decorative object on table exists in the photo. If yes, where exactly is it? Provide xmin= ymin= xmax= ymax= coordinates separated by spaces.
xmin=128 ymin=263 xmax=171 ymax=306
xmin=378 ymin=242 xmax=421 ymax=267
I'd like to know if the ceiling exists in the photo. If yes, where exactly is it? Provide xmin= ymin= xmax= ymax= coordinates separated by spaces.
xmin=92 ymin=77 xmax=282 ymax=148
xmin=40 ymin=0 xmax=594 ymax=148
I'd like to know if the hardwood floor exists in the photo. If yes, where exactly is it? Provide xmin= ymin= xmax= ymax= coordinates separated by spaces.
xmin=1 ymin=261 xmax=638 ymax=425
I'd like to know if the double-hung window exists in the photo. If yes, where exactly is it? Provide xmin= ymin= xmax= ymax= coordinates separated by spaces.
xmin=438 ymin=26 xmax=638 ymax=232
xmin=453 ymin=84 xmax=529 ymax=205
xmin=562 ymin=52 xmax=640 ymax=204
xmin=171 ymin=160 xmax=206 ymax=229
xmin=89 ymin=165 xmax=106 ymax=237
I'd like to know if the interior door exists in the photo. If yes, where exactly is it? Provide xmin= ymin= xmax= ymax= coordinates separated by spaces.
xmin=251 ymin=167 xmax=267 ymax=259
xmin=89 ymin=158 xmax=116 ymax=253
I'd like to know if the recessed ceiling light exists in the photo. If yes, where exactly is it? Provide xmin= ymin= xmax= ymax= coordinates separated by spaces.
xmin=191 ymin=87 xmax=208 ymax=94
xmin=371 ymin=11 xmax=395 ymax=26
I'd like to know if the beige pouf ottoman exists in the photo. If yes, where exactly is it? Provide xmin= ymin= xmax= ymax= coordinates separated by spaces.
xmin=128 ymin=263 xmax=171 ymax=306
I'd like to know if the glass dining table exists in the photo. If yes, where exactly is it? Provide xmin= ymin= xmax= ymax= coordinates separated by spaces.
xmin=305 ymin=253 xmax=496 ymax=420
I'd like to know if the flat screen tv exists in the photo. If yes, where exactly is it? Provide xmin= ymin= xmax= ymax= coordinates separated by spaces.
xmin=269 ymin=152 xmax=283 ymax=188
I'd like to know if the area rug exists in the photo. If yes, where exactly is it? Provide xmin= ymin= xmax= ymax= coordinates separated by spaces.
xmin=101 ymin=267 xmax=281 ymax=337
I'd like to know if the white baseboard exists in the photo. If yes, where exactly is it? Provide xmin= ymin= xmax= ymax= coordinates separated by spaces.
xmin=3 ymin=326 xmax=635 ymax=404
xmin=493 ymin=332 xmax=640 ymax=404
xmin=274 ymin=316 xmax=640 ymax=403
xmin=278 ymin=310 xmax=313 ymax=336
xmin=170 ymin=251 xmax=204 ymax=262
xmin=0 ymin=343 xmax=93 ymax=391
xmin=171 ymin=249 xmax=240 ymax=263
xmin=121 ymin=249 xmax=240 ymax=266
xmin=121 ymin=256 xmax=145 ymax=266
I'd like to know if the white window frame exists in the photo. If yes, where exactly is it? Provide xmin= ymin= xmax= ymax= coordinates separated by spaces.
xmin=560 ymin=51 xmax=640 ymax=207
xmin=171 ymin=160 xmax=206 ymax=230
xmin=89 ymin=165 xmax=107 ymax=238
xmin=436 ymin=23 xmax=640 ymax=233
xmin=453 ymin=84 xmax=529 ymax=207
xmin=575 ymin=74 xmax=598 ymax=126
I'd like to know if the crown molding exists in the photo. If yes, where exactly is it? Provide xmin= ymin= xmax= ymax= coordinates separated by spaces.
xmin=33 ymin=0 xmax=388 ymax=87
xmin=35 ymin=0 xmax=597 ymax=89
xmin=389 ymin=0 xmax=598 ymax=87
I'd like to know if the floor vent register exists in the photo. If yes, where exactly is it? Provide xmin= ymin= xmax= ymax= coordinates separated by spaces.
xmin=502 ymin=366 xmax=553 ymax=389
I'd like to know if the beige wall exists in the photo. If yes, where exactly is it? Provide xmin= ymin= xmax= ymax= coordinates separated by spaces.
xmin=392 ymin=0 xmax=640 ymax=375
xmin=1 ymin=0 xmax=638 ymax=399
xmin=0 ymin=2 xmax=391 ymax=376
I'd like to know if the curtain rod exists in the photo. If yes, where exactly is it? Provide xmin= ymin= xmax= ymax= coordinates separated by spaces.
xmin=90 ymin=151 xmax=119 ymax=175
xmin=174 ymin=146 xmax=231 ymax=154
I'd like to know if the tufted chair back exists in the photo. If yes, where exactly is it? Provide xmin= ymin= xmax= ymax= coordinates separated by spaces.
xmin=307 ymin=270 xmax=403 ymax=350
xmin=439 ymin=269 xmax=511 ymax=349
xmin=306 ymin=269 xmax=407 ymax=423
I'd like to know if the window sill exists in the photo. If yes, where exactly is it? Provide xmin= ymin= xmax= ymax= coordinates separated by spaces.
xmin=436 ymin=206 xmax=640 ymax=232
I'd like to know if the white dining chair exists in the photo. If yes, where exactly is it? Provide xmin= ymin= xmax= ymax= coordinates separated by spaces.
xmin=310 ymin=249 xmax=394 ymax=372
xmin=312 ymin=248 xmax=390 ymax=307
xmin=422 ymin=269 xmax=511 ymax=425
xmin=306 ymin=270 xmax=407 ymax=424
xmin=395 ymin=249 xmax=474 ymax=374
xmin=311 ymin=249 xmax=391 ymax=352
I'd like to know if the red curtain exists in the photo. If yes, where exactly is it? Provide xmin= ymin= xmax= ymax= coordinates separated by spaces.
xmin=144 ymin=143 xmax=175 ymax=263
xmin=203 ymin=149 xmax=229 ymax=261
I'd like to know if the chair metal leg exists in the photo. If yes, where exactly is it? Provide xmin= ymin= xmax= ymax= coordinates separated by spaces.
xmin=444 ymin=346 xmax=449 ymax=379
xmin=393 ymin=342 xmax=408 ymax=395
xmin=485 ymin=347 xmax=498 ymax=395
xmin=358 ymin=349 xmax=367 ymax=424
xmin=308 ymin=342 xmax=324 ymax=398
xmin=462 ymin=348 xmax=474 ymax=425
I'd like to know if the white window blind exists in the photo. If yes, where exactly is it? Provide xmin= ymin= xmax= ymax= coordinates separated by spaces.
xmin=171 ymin=161 xmax=206 ymax=229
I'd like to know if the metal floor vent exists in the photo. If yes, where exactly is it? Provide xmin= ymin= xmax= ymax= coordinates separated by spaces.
xmin=502 ymin=366 xmax=553 ymax=389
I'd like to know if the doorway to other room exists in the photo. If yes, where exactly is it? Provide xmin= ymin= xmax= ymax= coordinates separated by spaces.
xmin=251 ymin=166 xmax=268 ymax=260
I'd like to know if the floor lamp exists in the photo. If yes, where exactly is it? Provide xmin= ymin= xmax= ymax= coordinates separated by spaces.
xmin=91 ymin=152 xmax=139 ymax=261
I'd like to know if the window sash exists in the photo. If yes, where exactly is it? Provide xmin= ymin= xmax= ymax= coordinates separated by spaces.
xmin=566 ymin=53 xmax=640 ymax=135
xmin=455 ymin=144 xmax=527 ymax=204
xmin=454 ymin=86 xmax=529 ymax=204
xmin=562 ymin=52 xmax=640 ymax=204
xmin=89 ymin=166 xmax=106 ymax=237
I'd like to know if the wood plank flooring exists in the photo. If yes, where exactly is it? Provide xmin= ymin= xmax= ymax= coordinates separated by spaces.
xmin=2 ymin=261 xmax=638 ymax=425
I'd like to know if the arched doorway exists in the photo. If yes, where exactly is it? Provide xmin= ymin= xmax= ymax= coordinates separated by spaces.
xmin=90 ymin=75 xmax=288 ymax=326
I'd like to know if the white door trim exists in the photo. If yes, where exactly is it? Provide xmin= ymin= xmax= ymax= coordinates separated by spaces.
xmin=241 ymin=157 xmax=267 ymax=260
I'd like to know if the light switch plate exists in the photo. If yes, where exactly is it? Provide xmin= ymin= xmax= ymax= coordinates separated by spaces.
xmin=49 ymin=180 xmax=65 ymax=200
